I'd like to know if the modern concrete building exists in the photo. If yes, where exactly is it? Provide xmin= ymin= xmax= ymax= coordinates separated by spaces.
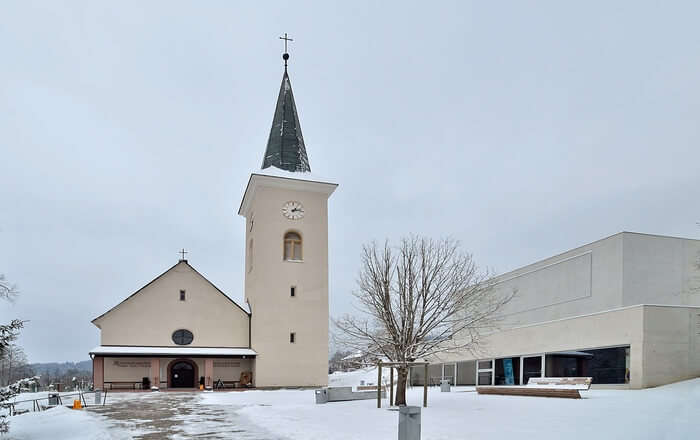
xmin=414 ymin=232 xmax=700 ymax=389
xmin=90 ymin=51 xmax=337 ymax=390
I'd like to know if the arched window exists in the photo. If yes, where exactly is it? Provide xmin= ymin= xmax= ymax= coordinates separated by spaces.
xmin=284 ymin=231 xmax=302 ymax=261
xmin=172 ymin=329 xmax=194 ymax=345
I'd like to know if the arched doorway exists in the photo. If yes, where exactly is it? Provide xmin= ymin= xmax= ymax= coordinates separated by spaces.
xmin=168 ymin=359 xmax=197 ymax=388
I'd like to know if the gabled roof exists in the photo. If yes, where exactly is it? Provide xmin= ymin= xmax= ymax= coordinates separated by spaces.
xmin=261 ymin=69 xmax=311 ymax=173
xmin=91 ymin=260 xmax=250 ymax=325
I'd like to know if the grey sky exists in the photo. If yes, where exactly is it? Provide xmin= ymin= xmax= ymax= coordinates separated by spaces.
xmin=1 ymin=1 xmax=699 ymax=363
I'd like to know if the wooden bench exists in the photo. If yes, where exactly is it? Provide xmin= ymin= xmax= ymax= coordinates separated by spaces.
xmin=214 ymin=380 xmax=242 ymax=390
xmin=356 ymin=385 xmax=384 ymax=391
xmin=106 ymin=382 xmax=139 ymax=390
xmin=477 ymin=377 xmax=592 ymax=399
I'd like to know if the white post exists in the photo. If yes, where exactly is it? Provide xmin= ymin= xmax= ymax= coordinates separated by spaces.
xmin=541 ymin=354 xmax=546 ymax=377
xmin=519 ymin=356 xmax=524 ymax=385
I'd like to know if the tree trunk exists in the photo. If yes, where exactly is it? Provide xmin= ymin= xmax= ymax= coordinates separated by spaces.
xmin=394 ymin=367 xmax=409 ymax=406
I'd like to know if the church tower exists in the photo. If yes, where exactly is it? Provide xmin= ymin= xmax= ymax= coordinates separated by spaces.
xmin=238 ymin=44 xmax=337 ymax=387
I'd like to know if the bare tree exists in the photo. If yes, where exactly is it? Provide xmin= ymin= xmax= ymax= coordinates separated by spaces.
xmin=0 ymin=345 xmax=31 ymax=386
xmin=335 ymin=236 xmax=513 ymax=406
xmin=0 ymin=275 xmax=17 ymax=303
xmin=0 ymin=273 xmax=28 ymax=433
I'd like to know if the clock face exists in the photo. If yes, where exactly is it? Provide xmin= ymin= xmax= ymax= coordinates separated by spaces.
xmin=282 ymin=201 xmax=305 ymax=220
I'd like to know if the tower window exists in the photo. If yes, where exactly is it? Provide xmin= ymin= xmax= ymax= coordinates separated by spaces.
xmin=290 ymin=286 xmax=296 ymax=297
xmin=283 ymin=232 xmax=302 ymax=261
xmin=179 ymin=290 xmax=186 ymax=301
xmin=248 ymin=239 xmax=254 ymax=273
xmin=290 ymin=332 xmax=296 ymax=343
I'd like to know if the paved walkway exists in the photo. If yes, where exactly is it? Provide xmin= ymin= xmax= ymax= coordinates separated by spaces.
xmin=88 ymin=392 xmax=279 ymax=439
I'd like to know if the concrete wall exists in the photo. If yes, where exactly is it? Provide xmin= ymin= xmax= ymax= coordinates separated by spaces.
xmin=94 ymin=262 xmax=250 ymax=348
xmin=642 ymin=306 xmax=700 ymax=387
xmin=241 ymin=175 xmax=335 ymax=387
xmin=622 ymin=234 xmax=700 ymax=307
xmin=492 ymin=233 xmax=700 ymax=329
xmin=494 ymin=233 xmax=624 ymax=327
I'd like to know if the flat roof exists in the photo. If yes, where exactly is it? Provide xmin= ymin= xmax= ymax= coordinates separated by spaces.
xmin=89 ymin=346 xmax=257 ymax=357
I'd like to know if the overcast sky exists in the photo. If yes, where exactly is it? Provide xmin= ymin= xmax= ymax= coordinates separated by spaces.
xmin=1 ymin=1 xmax=699 ymax=363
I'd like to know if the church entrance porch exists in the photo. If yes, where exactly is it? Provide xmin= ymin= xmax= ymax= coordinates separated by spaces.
xmin=91 ymin=349 xmax=256 ymax=391
xmin=168 ymin=359 xmax=198 ymax=388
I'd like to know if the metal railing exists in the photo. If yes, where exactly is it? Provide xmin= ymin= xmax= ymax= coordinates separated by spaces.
xmin=8 ymin=389 xmax=109 ymax=416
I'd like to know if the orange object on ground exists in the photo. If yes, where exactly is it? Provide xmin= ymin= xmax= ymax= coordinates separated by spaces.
xmin=72 ymin=399 xmax=82 ymax=409
xmin=199 ymin=384 xmax=204 ymax=390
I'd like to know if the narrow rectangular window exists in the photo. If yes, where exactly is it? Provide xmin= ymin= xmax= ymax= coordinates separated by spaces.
xmin=290 ymin=332 xmax=296 ymax=343
xmin=180 ymin=290 xmax=186 ymax=301
xmin=290 ymin=286 xmax=296 ymax=297
xmin=248 ymin=239 xmax=254 ymax=273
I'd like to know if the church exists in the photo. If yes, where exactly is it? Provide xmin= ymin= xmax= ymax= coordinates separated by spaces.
xmin=90 ymin=49 xmax=337 ymax=390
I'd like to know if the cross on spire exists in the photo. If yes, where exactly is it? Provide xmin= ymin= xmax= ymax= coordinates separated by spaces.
xmin=279 ymin=33 xmax=293 ymax=70
xmin=179 ymin=248 xmax=188 ymax=261
xmin=279 ymin=32 xmax=293 ymax=53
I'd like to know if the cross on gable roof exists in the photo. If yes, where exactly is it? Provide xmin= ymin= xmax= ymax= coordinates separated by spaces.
xmin=91 ymin=260 xmax=250 ymax=325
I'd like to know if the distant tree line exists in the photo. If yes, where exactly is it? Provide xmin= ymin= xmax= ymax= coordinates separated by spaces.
xmin=0 ymin=344 xmax=33 ymax=386
xmin=31 ymin=361 xmax=92 ymax=390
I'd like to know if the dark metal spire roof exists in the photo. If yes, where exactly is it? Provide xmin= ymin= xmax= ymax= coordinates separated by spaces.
xmin=261 ymin=53 xmax=311 ymax=173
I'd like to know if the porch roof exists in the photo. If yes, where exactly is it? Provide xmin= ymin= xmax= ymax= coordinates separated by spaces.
xmin=90 ymin=346 xmax=257 ymax=357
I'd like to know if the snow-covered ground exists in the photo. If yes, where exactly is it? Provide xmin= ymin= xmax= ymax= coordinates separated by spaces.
xmin=5 ymin=370 xmax=700 ymax=439
xmin=202 ymin=377 xmax=700 ymax=440
xmin=10 ymin=405 xmax=129 ymax=440
xmin=328 ymin=366 xmax=392 ymax=387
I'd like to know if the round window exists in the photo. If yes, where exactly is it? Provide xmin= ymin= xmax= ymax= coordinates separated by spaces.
xmin=172 ymin=329 xmax=193 ymax=345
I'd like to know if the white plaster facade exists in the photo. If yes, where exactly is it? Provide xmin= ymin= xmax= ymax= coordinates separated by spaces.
xmin=90 ymin=171 xmax=336 ymax=390
xmin=239 ymin=173 xmax=337 ymax=387
xmin=93 ymin=262 xmax=250 ymax=348
xmin=90 ymin=262 xmax=255 ymax=390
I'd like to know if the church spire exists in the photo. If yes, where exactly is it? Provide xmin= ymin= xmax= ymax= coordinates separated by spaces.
xmin=261 ymin=34 xmax=311 ymax=173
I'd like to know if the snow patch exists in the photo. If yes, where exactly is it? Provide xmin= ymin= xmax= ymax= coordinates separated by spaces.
xmin=10 ymin=406 xmax=128 ymax=440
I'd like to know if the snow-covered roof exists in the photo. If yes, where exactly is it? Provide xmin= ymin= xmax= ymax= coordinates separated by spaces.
xmin=341 ymin=351 xmax=364 ymax=361
xmin=89 ymin=346 xmax=257 ymax=357
xmin=254 ymin=165 xmax=334 ymax=185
